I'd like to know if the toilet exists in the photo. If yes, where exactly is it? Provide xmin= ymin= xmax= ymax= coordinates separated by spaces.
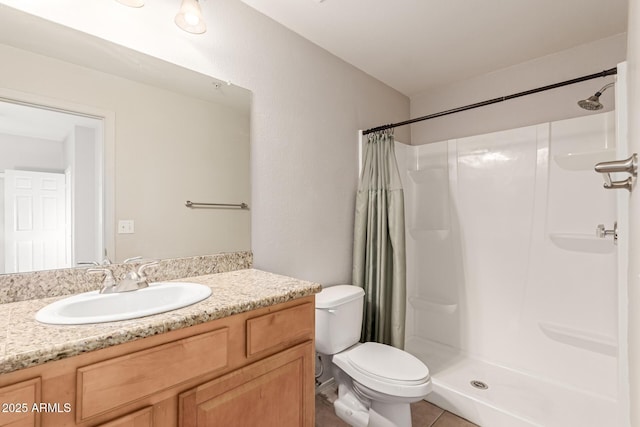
xmin=315 ymin=285 xmax=431 ymax=427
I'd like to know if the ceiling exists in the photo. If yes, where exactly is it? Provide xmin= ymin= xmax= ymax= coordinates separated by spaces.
xmin=240 ymin=0 xmax=629 ymax=97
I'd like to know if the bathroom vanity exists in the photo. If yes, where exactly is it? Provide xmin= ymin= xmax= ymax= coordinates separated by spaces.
xmin=0 ymin=269 xmax=320 ymax=426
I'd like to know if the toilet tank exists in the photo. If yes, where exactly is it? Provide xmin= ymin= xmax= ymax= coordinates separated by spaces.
xmin=315 ymin=285 xmax=365 ymax=355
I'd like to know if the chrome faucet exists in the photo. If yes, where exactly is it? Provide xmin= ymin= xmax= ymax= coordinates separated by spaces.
xmin=88 ymin=260 xmax=159 ymax=294
xmin=87 ymin=268 xmax=118 ymax=294
xmin=118 ymin=261 xmax=159 ymax=292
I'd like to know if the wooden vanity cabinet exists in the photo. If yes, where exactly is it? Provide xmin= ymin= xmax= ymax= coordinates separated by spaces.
xmin=0 ymin=296 xmax=315 ymax=427
xmin=97 ymin=407 xmax=153 ymax=427
xmin=179 ymin=341 xmax=314 ymax=427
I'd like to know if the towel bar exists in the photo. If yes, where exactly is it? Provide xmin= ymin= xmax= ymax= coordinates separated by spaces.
xmin=185 ymin=201 xmax=249 ymax=209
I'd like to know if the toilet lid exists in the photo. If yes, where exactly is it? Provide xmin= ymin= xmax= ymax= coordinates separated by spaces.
xmin=345 ymin=342 xmax=429 ymax=385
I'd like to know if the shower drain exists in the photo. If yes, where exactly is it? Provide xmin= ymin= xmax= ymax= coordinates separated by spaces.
xmin=470 ymin=380 xmax=489 ymax=390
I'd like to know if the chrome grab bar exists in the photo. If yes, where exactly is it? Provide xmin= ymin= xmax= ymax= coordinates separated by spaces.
xmin=594 ymin=153 xmax=637 ymax=192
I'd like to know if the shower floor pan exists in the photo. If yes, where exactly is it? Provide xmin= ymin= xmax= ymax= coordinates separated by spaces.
xmin=405 ymin=337 xmax=622 ymax=427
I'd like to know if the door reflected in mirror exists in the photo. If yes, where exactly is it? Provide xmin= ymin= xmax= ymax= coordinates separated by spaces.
xmin=0 ymin=101 xmax=103 ymax=273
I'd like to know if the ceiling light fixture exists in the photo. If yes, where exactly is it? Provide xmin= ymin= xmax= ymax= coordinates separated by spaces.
xmin=175 ymin=0 xmax=207 ymax=34
xmin=114 ymin=0 xmax=207 ymax=35
xmin=115 ymin=0 xmax=144 ymax=7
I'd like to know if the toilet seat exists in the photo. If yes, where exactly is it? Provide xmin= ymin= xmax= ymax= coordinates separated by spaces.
xmin=333 ymin=342 xmax=431 ymax=398
xmin=346 ymin=342 xmax=429 ymax=385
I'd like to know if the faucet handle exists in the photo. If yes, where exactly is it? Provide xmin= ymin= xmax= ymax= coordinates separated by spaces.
xmin=87 ymin=268 xmax=115 ymax=279
xmin=124 ymin=256 xmax=143 ymax=263
xmin=87 ymin=268 xmax=117 ymax=293
xmin=136 ymin=261 xmax=159 ymax=278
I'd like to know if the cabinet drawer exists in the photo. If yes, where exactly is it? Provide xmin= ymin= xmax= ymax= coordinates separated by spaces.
xmin=0 ymin=377 xmax=41 ymax=427
xmin=77 ymin=328 xmax=228 ymax=421
xmin=246 ymin=303 xmax=313 ymax=357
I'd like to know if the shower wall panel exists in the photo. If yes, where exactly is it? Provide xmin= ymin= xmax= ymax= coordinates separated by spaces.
xmin=399 ymin=111 xmax=619 ymax=401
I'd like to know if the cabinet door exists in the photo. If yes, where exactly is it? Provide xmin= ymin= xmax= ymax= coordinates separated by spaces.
xmin=0 ymin=378 xmax=41 ymax=427
xmin=179 ymin=341 xmax=314 ymax=427
xmin=97 ymin=407 xmax=153 ymax=427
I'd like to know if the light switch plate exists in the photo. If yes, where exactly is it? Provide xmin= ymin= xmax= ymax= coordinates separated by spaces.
xmin=118 ymin=220 xmax=135 ymax=234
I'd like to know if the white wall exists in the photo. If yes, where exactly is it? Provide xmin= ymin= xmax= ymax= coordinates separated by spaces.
xmin=0 ymin=0 xmax=410 ymax=284
xmin=410 ymin=34 xmax=627 ymax=145
xmin=0 ymin=133 xmax=64 ymax=171
xmin=625 ymin=0 xmax=640 ymax=425
xmin=72 ymin=126 xmax=98 ymax=264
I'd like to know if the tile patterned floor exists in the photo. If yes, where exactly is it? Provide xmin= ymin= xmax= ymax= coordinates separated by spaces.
xmin=315 ymin=388 xmax=478 ymax=427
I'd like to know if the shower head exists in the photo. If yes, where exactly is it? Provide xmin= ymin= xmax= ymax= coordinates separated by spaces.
xmin=578 ymin=82 xmax=615 ymax=111
xmin=578 ymin=95 xmax=604 ymax=110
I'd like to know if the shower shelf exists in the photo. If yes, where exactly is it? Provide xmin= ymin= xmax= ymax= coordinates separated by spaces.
xmin=549 ymin=233 xmax=614 ymax=254
xmin=553 ymin=148 xmax=616 ymax=171
xmin=409 ymin=296 xmax=457 ymax=314
xmin=539 ymin=322 xmax=617 ymax=356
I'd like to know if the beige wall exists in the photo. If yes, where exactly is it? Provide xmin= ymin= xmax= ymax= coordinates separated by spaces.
xmin=0 ymin=43 xmax=250 ymax=262
xmin=0 ymin=0 xmax=410 ymax=284
xmin=205 ymin=1 xmax=411 ymax=283
xmin=410 ymin=34 xmax=627 ymax=145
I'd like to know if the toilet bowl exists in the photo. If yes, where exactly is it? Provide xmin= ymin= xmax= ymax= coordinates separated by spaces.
xmin=315 ymin=285 xmax=431 ymax=427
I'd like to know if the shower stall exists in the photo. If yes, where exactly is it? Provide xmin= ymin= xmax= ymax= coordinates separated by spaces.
xmin=394 ymin=101 xmax=629 ymax=425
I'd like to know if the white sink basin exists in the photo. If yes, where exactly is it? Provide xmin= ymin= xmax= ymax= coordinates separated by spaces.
xmin=35 ymin=282 xmax=212 ymax=325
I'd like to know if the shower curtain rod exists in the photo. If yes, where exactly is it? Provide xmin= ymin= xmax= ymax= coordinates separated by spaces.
xmin=363 ymin=67 xmax=618 ymax=135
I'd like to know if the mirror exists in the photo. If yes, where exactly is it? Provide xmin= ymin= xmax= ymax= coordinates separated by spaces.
xmin=0 ymin=6 xmax=251 ymax=274
xmin=0 ymin=100 xmax=104 ymax=273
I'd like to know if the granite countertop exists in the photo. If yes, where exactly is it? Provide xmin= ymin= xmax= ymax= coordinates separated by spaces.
xmin=0 ymin=269 xmax=321 ymax=375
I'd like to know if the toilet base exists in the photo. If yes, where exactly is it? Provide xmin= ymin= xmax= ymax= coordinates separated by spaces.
xmin=333 ymin=386 xmax=369 ymax=427
xmin=333 ymin=382 xmax=416 ymax=427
